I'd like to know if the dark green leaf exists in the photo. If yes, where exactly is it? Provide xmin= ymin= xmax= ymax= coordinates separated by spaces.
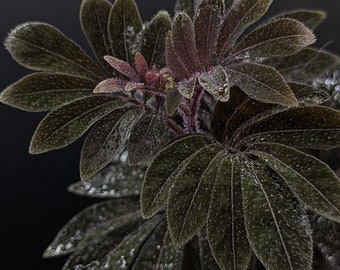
xmin=167 ymin=146 xmax=224 ymax=247
xmin=29 ymin=96 xmax=126 ymax=154
xmin=231 ymin=18 xmax=316 ymax=59
xmin=277 ymin=10 xmax=326 ymax=30
xmin=108 ymin=0 xmax=143 ymax=64
xmin=226 ymin=63 xmax=298 ymax=106
xmin=63 ymin=216 xmax=145 ymax=269
xmin=241 ymin=106 xmax=340 ymax=149
xmin=198 ymin=65 xmax=230 ymax=102
xmin=141 ymin=135 xmax=212 ymax=218
xmin=211 ymin=87 xmax=247 ymax=142
xmin=141 ymin=11 xmax=171 ymax=67
xmin=207 ymin=157 xmax=251 ymax=270
xmin=43 ymin=197 xmax=140 ymax=257
xmin=288 ymin=82 xmax=330 ymax=105
xmin=0 ymin=73 xmax=95 ymax=112
xmin=251 ymin=142 xmax=340 ymax=223
xmin=194 ymin=0 xmax=224 ymax=66
xmin=128 ymin=112 xmax=167 ymax=164
xmin=80 ymin=0 xmax=113 ymax=74
xmin=99 ymin=215 xmax=164 ymax=269
xmin=80 ymin=106 xmax=142 ymax=179
xmin=241 ymin=162 xmax=313 ymax=270
xmin=166 ymin=31 xmax=191 ymax=80
xmin=172 ymin=12 xmax=199 ymax=73
xmin=266 ymin=48 xmax=340 ymax=82
xmin=5 ymin=22 xmax=104 ymax=81
xmin=165 ymin=86 xmax=183 ymax=116
xmin=68 ymin=161 xmax=145 ymax=198
xmin=217 ymin=0 xmax=272 ymax=58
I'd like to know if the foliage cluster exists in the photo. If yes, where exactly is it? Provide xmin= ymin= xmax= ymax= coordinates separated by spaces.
xmin=1 ymin=0 xmax=340 ymax=269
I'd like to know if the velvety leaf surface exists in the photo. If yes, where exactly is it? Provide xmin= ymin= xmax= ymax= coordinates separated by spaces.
xmin=93 ymin=77 xmax=127 ymax=93
xmin=43 ymin=197 xmax=140 ymax=257
xmin=80 ymin=0 xmax=113 ymax=74
xmin=166 ymin=32 xmax=191 ymax=80
xmin=194 ymin=0 xmax=224 ymax=66
xmin=231 ymin=18 xmax=316 ymax=59
xmin=68 ymin=161 xmax=145 ymax=198
xmin=5 ymin=23 xmax=104 ymax=81
xmin=0 ymin=73 xmax=95 ymax=112
xmin=172 ymin=12 xmax=199 ymax=73
xmin=80 ymin=106 xmax=142 ymax=179
xmin=266 ymin=48 xmax=340 ymax=83
xmin=141 ymin=135 xmax=212 ymax=218
xmin=175 ymin=0 xmax=198 ymax=18
xmin=104 ymin=55 xmax=138 ymax=80
xmin=128 ymin=112 xmax=167 ymax=165
xmin=207 ymin=157 xmax=251 ymax=270
xmin=176 ymin=76 xmax=197 ymax=98
xmin=251 ymin=142 xmax=340 ymax=223
xmin=288 ymin=82 xmax=330 ymax=105
xmin=141 ymin=11 xmax=171 ymax=67
xmin=277 ymin=10 xmax=326 ymax=30
xmin=99 ymin=215 xmax=164 ymax=269
xmin=242 ymin=163 xmax=313 ymax=270
xmin=226 ymin=63 xmax=298 ymax=106
xmin=63 ymin=216 xmax=145 ymax=269
xmin=217 ymin=0 xmax=272 ymax=58
xmin=241 ymin=106 xmax=340 ymax=149
xmin=198 ymin=65 xmax=230 ymax=102
xmin=165 ymin=86 xmax=183 ymax=116
xmin=29 ymin=96 xmax=126 ymax=154
xmin=108 ymin=0 xmax=142 ymax=64
xmin=167 ymin=146 xmax=224 ymax=247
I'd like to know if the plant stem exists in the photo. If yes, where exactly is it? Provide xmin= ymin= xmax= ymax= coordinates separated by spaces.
xmin=188 ymin=88 xmax=204 ymax=133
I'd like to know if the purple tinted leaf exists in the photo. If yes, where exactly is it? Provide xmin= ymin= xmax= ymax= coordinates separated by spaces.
xmin=277 ymin=10 xmax=326 ymax=30
xmin=198 ymin=65 xmax=230 ymax=102
xmin=29 ymin=96 xmax=126 ymax=154
xmin=127 ymin=112 xmax=167 ymax=165
xmin=226 ymin=63 xmax=298 ymax=106
xmin=176 ymin=75 xmax=197 ymax=98
xmin=242 ymin=163 xmax=313 ymax=270
xmin=241 ymin=106 xmax=340 ymax=150
xmin=108 ymin=0 xmax=142 ymax=64
xmin=104 ymin=56 xmax=138 ymax=81
xmin=124 ymin=81 xmax=144 ymax=91
xmin=93 ymin=78 xmax=127 ymax=93
xmin=166 ymin=31 xmax=191 ymax=80
xmin=0 ymin=73 xmax=95 ymax=112
xmin=251 ymin=142 xmax=340 ymax=223
xmin=141 ymin=11 xmax=171 ymax=68
xmin=207 ymin=157 xmax=251 ymax=270
xmin=5 ymin=23 xmax=104 ymax=81
xmin=172 ymin=12 xmax=200 ymax=73
xmin=165 ymin=87 xmax=183 ymax=116
xmin=265 ymin=48 xmax=340 ymax=83
xmin=217 ymin=0 xmax=272 ymax=58
xmin=231 ymin=18 xmax=316 ymax=59
xmin=194 ymin=0 xmax=224 ymax=66
xmin=80 ymin=0 xmax=113 ymax=74
xmin=80 ymin=106 xmax=142 ymax=179
xmin=135 ymin=52 xmax=148 ymax=77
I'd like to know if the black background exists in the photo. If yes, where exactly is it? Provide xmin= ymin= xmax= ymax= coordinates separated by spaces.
xmin=0 ymin=1 xmax=339 ymax=269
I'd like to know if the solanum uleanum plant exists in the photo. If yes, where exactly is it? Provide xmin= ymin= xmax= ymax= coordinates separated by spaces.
xmin=1 ymin=0 xmax=340 ymax=269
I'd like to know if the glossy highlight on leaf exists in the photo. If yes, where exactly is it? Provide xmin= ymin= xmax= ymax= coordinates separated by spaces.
xmin=29 ymin=96 xmax=126 ymax=154
xmin=0 ymin=73 xmax=95 ymax=112
xmin=5 ymin=22 xmax=104 ymax=81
